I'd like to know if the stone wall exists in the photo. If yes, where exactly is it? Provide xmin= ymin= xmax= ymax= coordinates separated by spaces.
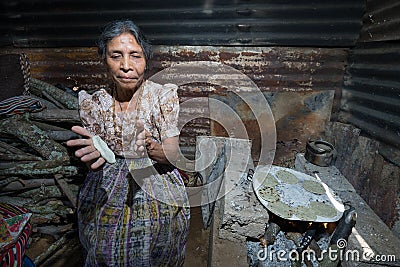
xmin=324 ymin=122 xmax=400 ymax=238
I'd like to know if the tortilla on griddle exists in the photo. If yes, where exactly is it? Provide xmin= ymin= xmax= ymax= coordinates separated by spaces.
xmin=261 ymin=173 xmax=279 ymax=187
xmin=258 ymin=186 xmax=280 ymax=203
xmin=293 ymin=206 xmax=317 ymax=221
xmin=302 ymin=180 xmax=326 ymax=195
xmin=276 ymin=170 xmax=299 ymax=184
xmin=310 ymin=201 xmax=337 ymax=218
xmin=268 ymin=201 xmax=293 ymax=219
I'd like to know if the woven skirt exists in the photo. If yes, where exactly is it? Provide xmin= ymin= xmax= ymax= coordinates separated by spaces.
xmin=77 ymin=158 xmax=190 ymax=267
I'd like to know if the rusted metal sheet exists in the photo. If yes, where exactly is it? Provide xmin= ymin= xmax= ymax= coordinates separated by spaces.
xmin=0 ymin=46 xmax=349 ymax=92
xmin=151 ymin=46 xmax=349 ymax=93
xmin=340 ymin=41 xmax=400 ymax=149
xmin=1 ymin=0 xmax=364 ymax=47
xmin=360 ymin=0 xmax=400 ymax=42
xmin=211 ymin=91 xmax=335 ymax=165
xmin=0 ymin=47 xmax=106 ymax=90
xmin=0 ymin=46 xmax=348 ymax=159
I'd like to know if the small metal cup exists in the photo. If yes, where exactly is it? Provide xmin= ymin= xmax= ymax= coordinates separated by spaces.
xmin=305 ymin=140 xmax=337 ymax=167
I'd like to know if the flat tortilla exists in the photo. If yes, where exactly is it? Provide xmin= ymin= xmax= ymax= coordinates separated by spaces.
xmin=310 ymin=201 xmax=338 ymax=218
xmin=268 ymin=201 xmax=293 ymax=219
xmin=276 ymin=170 xmax=299 ymax=184
xmin=302 ymin=180 xmax=326 ymax=195
xmin=258 ymin=186 xmax=280 ymax=203
xmin=293 ymin=206 xmax=317 ymax=221
xmin=261 ymin=173 xmax=279 ymax=187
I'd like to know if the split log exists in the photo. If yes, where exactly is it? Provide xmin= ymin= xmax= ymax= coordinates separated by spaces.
xmin=54 ymin=174 xmax=77 ymax=208
xmin=25 ymin=201 xmax=74 ymax=219
xmin=286 ymin=232 xmax=303 ymax=246
xmin=264 ymin=222 xmax=281 ymax=244
xmin=0 ymin=196 xmax=33 ymax=206
xmin=0 ymin=161 xmax=55 ymax=172
xmin=58 ymin=165 xmax=79 ymax=177
xmin=35 ymin=223 xmax=74 ymax=239
xmin=31 ymin=95 xmax=60 ymax=109
xmin=33 ymin=232 xmax=70 ymax=265
xmin=32 ymin=120 xmax=68 ymax=131
xmin=0 ymin=176 xmax=20 ymax=187
xmin=30 ymin=213 xmax=61 ymax=225
xmin=45 ymin=130 xmax=80 ymax=141
xmin=30 ymin=78 xmax=78 ymax=109
xmin=0 ymin=178 xmax=55 ymax=193
xmin=0 ymin=162 xmax=17 ymax=169
xmin=0 ymin=116 xmax=70 ymax=163
xmin=18 ymin=183 xmax=79 ymax=201
xmin=0 ymin=152 xmax=42 ymax=161
xmin=41 ymin=91 xmax=67 ymax=109
xmin=29 ymin=109 xmax=80 ymax=124
xmin=0 ymin=137 xmax=27 ymax=149
xmin=0 ymin=141 xmax=41 ymax=160
xmin=0 ymin=140 xmax=36 ymax=156
xmin=34 ymin=198 xmax=60 ymax=206
xmin=32 ymin=121 xmax=81 ymax=141
xmin=0 ymin=162 xmax=78 ymax=177
xmin=33 ymin=121 xmax=80 ymax=141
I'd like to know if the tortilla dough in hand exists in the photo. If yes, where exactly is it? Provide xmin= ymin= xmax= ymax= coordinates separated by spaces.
xmin=92 ymin=135 xmax=116 ymax=164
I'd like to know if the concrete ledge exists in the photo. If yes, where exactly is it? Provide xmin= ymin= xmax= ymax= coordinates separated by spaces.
xmin=218 ymin=170 xmax=270 ymax=243
xmin=208 ymin=153 xmax=400 ymax=266
xmin=208 ymin=164 xmax=269 ymax=266
xmin=295 ymin=153 xmax=400 ymax=267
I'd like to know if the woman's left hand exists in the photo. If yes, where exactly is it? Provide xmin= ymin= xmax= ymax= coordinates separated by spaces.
xmin=145 ymin=132 xmax=179 ymax=164
xmin=134 ymin=120 xmax=147 ymax=157
xmin=145 ymin=131 xmax=156 ymax=152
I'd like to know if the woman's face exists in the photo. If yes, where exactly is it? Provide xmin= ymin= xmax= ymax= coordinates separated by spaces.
xmin=105 ymin=32 xmax=146 ymax=92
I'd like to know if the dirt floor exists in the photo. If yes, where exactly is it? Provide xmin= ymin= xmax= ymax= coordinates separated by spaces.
xmin=25 ymin=206 xmax=210 ymax=267
xmin=184 ymin=207 xmax=210 ymax=267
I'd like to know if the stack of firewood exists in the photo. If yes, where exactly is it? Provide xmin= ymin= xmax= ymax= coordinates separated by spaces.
xmin=0 ymin=78 xmax=87 ymax=265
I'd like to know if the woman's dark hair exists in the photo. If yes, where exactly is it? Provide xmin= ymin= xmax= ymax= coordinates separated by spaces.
xmin=97 ymin=20 xmax=152 ymax=65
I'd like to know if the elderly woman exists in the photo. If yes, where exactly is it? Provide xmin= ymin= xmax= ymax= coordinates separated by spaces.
xmin=66 ymin=20 xmax=190 ymax=266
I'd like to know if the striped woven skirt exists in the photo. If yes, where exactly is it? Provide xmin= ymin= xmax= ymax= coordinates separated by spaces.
xmin=0 ymin=203 xmax=32 ymax=267
xmin=77 ymin=158 xmax=190 ymax=267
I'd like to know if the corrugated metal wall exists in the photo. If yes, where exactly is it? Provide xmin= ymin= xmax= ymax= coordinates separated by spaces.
xmin=340 ymin=42 xmax=400 ymax=148
xmin=338 ymin=0 xmax=400 ymax=233
xmin=0 ymin=46 xmax=349 ymax=92
xmin=359 ymin=0 xmax=400 ymax=42
xmin=1 ymin=0 xmax=365 ymax=160
xmin=340 ymin=0 xmax=400 ymax=149
xmin=0 ymin=46 xmax=349 ymax=159
xmin=1 ymin=0 xmax=364 ymax=47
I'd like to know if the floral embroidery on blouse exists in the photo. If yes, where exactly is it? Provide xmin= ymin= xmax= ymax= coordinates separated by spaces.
xmin=78 ymin=80 xmax=180 ymax=158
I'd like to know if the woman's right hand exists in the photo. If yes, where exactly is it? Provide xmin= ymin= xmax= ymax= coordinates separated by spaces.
xmin=66 ymin=126 xmax=106 ymax=170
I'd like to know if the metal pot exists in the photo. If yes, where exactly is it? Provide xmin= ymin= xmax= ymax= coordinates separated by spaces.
xmin=305 ymin=140 xmax=337 ymax=167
